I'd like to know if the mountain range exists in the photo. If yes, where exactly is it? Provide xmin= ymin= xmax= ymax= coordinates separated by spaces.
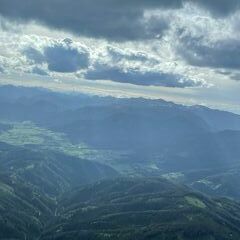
xmin=1 ymin=84 xmax=240 ymax=239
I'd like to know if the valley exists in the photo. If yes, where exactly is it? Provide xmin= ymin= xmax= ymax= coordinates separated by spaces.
xmin=1 ymin=1 xmax=240 ymax=239
xmin=1 ymin=85 xmax=240 ymax=239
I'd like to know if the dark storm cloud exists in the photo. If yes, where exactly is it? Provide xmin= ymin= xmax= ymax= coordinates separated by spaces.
xmin=23 ymin=40 xmax=89 ymax=73
xmin=84 ymin=63 xmax=202 ymax=88
xmin=0 ymin=0 xmax=176 ymax=41
xmin=178 ymin=36 xmax=240 ymax=70
xmin=194 ymin=0 xmax=240 ymax=17
xmin=1 ymin=0 xmax=239 ymax=40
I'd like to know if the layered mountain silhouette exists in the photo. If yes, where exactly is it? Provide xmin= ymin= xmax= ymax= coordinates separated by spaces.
xmin=1 ymin=85 xmax=240 ymax=239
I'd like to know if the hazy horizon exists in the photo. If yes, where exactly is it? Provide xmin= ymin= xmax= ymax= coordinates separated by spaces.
xmin=1 ymin=1 xmax=240 ymax=113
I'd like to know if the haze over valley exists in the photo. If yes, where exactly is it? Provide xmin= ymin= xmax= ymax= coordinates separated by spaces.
xmin=1 ymin=0 xmax=240 ymax=239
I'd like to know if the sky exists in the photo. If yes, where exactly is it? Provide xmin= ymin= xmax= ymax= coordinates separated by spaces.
xmin=0 ymin=0 xmax=240 ymax=113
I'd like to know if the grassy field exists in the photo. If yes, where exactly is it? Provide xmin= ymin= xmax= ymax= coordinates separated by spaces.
xmin=0 ymin=121 xmax=125 ymax=164
xmin=0 ymin=121 xmax=172 ymax=176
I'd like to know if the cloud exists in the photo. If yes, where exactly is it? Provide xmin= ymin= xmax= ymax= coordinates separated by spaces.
xmin=178 ymin=35 xmax=240 ymax=70
xmin=0 ymin=65 xmax=4 ymax=73
xmin=195 ymin=0 xmax=240 ymax=17
xmin=0 ymin=3 xmax=238 ymax=89
xmin=107 ymin=46 xmax=158 ymax=64
xmin=0 ymin=0 xmax=174 ymax=41
xmin=23 ymin=39 xmax=89 ymax=73
xmin=0 ymin=1 xmax=239 ymax=41
xmin=1 ymin=1 xmax=240 ymax=114
xmin=1 ymin=30 xmax=207 ymax=88
xmin=23 ymin=47 xmax=45 ymax=64
xmin=44 ymin=42 xmax=89 ymax=73
xmin=31 ymin=66 xmax=48 ymax=76
xmin=84 ymin=63 xmax=204 ymax=88
xmin=230 ymin=73 xmax=240 ymax=81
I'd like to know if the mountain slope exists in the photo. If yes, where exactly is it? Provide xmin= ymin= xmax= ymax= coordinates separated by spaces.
xmin=0 ymin=142 xmax=118 ymax=239
xmin=41 ymin=178 xmax=240 ymax=240
xmin=191 ymin=105 xmax=240 ymax=132
xmin=0 ymin=173 xmax=55 ymax=239
xmin=0 ymin=142 xmax=118 ymax=197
